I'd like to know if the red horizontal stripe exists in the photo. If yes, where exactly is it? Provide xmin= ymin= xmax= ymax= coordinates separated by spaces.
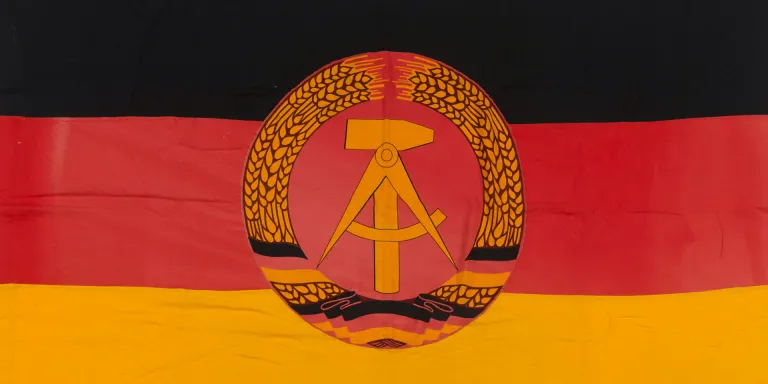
xmin=1 ymin=116 xmax=767 ymax=295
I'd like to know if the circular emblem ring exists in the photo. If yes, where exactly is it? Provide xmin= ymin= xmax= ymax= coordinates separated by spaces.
xmin=243 ymin=52 xmax=525 ymax=349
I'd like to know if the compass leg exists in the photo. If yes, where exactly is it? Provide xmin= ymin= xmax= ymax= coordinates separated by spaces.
xmin=373 ymin=179 xmax=399 ymax=294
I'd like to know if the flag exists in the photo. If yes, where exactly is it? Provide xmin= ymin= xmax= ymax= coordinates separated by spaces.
xmin=2 ymin=2 xmax=768 ymax=383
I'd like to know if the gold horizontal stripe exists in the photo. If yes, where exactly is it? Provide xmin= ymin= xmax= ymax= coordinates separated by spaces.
xmin=312 ymin=321 xmax=461 ymax=347
xmin=259 ymin=267 xmax=331 ymax=284
xmin=439 ymin=270 xmax=510 ymax=287
xmin=2 ymin=284 xmax=767 ymax=383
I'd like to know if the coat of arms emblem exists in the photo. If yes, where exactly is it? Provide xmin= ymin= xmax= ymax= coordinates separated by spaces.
xmin=243 ymin=52 xmax=524 ymax=348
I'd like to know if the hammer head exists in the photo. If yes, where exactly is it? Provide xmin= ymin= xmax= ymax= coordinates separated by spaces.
xmin=345 ymin=119 xmax=434 ymax=151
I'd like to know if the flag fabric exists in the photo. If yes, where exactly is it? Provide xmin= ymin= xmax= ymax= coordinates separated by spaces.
xmin=3 ymin=113 xmax=768 ymax=382
xmin=2 ymin=2 xmax=768 ymax=383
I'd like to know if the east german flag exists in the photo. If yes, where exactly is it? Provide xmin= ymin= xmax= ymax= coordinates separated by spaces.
xmin=2 ymin=2 xmax=768 ymax=383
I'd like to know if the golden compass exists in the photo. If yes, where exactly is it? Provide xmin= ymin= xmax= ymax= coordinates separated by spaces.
xmin=317 ymin=119 xmax=458 ymax=294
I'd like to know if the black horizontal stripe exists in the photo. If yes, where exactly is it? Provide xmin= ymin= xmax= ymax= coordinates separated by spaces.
xmin=248 ymin=239 xmax=307 ymax=259
xmin=2 ymin=0 xmax=766 ymax=122
xmin=289 ymin=292 xmax=487 ymax=322
xmin=465 ymin=246 xmax=520 ymax=261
